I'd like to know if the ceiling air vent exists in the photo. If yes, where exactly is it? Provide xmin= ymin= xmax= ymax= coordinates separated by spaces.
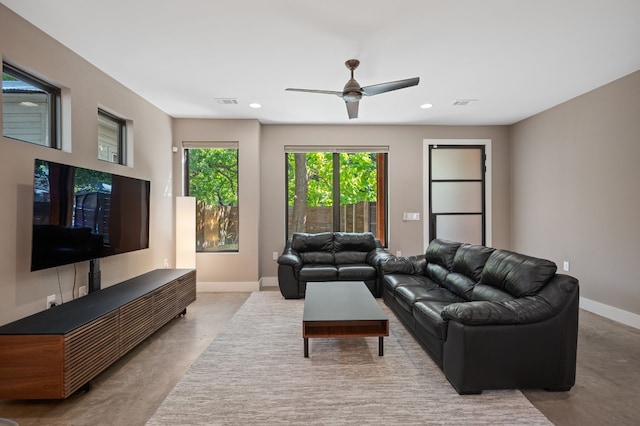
xmin=215 ymin=98 xmax=239 ymax=105
xmin=452 ymin=99 xmax=478 ymax=106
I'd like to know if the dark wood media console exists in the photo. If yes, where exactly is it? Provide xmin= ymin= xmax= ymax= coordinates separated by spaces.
xmin=0 ymin=268 xmax=196 ymax=400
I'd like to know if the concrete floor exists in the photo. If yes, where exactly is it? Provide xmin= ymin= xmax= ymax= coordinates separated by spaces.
xmin=1 ymin=290 xmax=639 ymax=425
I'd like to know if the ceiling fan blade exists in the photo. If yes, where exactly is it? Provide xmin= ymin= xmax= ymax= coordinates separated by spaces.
xmin=361 ymin=77 xmax=420 ymax=96
xmin=346 ymin=101 xmax=359 ymax=119
xmin=285 ymin=88 xmax=343 ymax=97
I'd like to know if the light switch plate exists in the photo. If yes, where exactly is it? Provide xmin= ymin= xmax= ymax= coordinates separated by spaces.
xmin=402 ymin=212 xmax=420 ymax=221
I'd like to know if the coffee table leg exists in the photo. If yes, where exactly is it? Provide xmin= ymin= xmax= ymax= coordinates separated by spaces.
xmin=379 ymin=336 xmax=384 ymax=356
xmin=304 ymin=338 xmax=309 ymax=358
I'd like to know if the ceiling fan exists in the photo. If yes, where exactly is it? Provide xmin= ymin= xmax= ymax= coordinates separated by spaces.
xmin=286 ymin=59 xmax=420 ymax=119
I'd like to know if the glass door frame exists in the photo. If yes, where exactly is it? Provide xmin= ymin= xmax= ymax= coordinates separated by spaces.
xmin=422 ymin=139 xmax=492 ymax=251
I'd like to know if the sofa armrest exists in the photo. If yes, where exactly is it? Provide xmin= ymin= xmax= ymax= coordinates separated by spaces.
xmin=382 ymin=254 xmax=426 ymax=275
xmin=442 ymin=282 xmax=579 ymax=394
xmin=277 ymin=252 xmax=302 ymax=269
xmin=277 ymin=238 xmax=303 ymax=270
xmin=366 ymin=248 xmax=394 ymax=267
xmin=277 ymin=241 xmax=304 ymax=299
xmin=442 ymin=274 xmax=579 ymax=325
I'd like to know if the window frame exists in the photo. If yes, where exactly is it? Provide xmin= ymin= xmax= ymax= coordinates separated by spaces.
xmin=183 ymin=143 xmax=240 ymax=253
xmin=97 ymin=108 xmax=126 ymax=165
xmin=2 ymin=61 xmax=61 ymax=149
xmin=284 ymin=147 xmax=388 ymax=246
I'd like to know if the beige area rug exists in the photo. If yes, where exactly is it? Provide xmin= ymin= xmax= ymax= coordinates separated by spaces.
xmin=147 ymin=291 xmax=551 ymax=425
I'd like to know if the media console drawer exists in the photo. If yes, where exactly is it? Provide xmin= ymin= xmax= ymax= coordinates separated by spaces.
xmin=0 ymin=269 xmax=196 ymax=400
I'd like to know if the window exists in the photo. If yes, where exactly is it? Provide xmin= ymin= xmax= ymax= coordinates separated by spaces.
xmin=2 ymin=62 xmax=61 ymax=148
xmin=285 ymin=147 xmax=388 ymax=245
xmin=98 ymin=109 xmax=126 ymax=164
xmin=184 ymin=144 xmax=239 ymax=252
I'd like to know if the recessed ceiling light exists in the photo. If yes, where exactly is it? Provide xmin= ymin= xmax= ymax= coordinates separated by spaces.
xmin=420 ymin=103 xmax=433 ymax=109
xmin=249 ymin=103 xmax=261 ymax=109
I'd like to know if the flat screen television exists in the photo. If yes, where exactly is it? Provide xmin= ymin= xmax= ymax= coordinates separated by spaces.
xmin=31 ymin=159 xmax=151 ymax=273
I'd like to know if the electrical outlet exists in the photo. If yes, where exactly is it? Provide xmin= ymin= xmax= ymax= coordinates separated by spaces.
xmin=79 ymin=286 xmax=87 ymax=297
xmin=396 ymin=251 xmax=402 ymax=257
xmin=46 ymin=294 xmax=56 ymax=309
xmin=272 ymin=251 xmax=279 ymax=261
xmin=563 ymin=261 xmax=570 ymax=272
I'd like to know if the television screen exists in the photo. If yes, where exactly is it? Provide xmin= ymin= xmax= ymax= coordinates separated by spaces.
xmin=31 ymin=159 xmax=150 ymax=271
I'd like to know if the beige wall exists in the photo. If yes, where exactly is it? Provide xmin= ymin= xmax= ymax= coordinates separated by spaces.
xmin=172 ymin=119 xmax=261 ymax=289
xmin=259 ymin=124 xmax=511 ymax=279
xmin=510 ymin=70 xmax=640 ymax=317
xmin=0 ymin=6 xmax=175 ymax=325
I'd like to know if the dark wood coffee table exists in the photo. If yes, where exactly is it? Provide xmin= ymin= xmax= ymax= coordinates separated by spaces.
xmin=302 ymin=281 xmax=389 ymax=358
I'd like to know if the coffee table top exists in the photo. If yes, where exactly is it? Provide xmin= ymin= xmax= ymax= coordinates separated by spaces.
xmin=303 ymin=281 xmax=388 ymax=322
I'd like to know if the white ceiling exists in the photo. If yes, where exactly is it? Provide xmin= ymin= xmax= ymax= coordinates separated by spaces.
xmin=2 ymin=0 xmax=640 ymax=125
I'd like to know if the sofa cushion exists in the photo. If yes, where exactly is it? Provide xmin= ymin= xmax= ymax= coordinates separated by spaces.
xmin=426 ymin=238 xmax=462 ymax=270
xmin=452 ymin=244 xmax=495 ymax=281
xmin=442 ymin=244 xmax=495 ymax=300
xmin=396 ymin=284 xmax=464 ymax=307
xmin=383 ymin=273 xmax=434 ymax=293
xmin=413 ymin=300 xmax=454 ymax=340
xmin=424 ymin=263 xmax=448 ymax=286
xmin=425 ymin=239 xmax=461 ymax=285
xmin=471 ymin=283 xmax=515 ymax=302
xmin=394 ymin=283 xmax=463 ymax=314
xmin=335 ymin=251 xmax=368 ymax=264
xmin=299 ymin=264 xmax=338 ymax=281
xmin=337 ymin=264 xmax=377 ymax=281
xmin=334 ymin=232 xmax=376 ymax=252
xmin=442 ymin=273 xmax=476 ymax=301
xmin=292 ymin=232 xmax=333 ymax=253
xmin=300 ymin=251 xmax=334 ymax=265
xmin=480 ymin=250 xmax=557 ymax=298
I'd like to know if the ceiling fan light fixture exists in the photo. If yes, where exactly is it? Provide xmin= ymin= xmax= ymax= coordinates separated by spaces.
xmin=343 ymin=92 xmax=362 ymax=103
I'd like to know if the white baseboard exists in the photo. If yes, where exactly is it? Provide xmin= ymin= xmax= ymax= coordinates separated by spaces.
xmin=197 ymin=281 xmax=260 ymax=292
xmin=580 ymin=297 xmax=640 ymax=330
xmin=260 ymin=276 xmax=279 ymax=288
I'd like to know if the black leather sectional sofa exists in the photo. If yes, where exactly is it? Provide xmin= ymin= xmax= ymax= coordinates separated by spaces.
xmin=277 ymin=232 xmax=391 ymax=298
xmin=382 ymin=238 xmax=579 ymax=395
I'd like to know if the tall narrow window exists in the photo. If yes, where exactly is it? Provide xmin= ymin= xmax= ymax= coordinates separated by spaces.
xmin=285 ymin=147 xmax=388 ymax=245
xmin=2 ymin=62 xmax=60 ymax=148
xmin=184 ymin=144 xmax=239 ymax=252
xmin=98 ymin=109 xmax=126 ymax=164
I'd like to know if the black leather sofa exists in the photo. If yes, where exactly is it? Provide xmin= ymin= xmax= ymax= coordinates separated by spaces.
xmin=277 ymin=232 xmax=391 ymax=299
xmin=382 ymin=238 xmax=579 ymax=395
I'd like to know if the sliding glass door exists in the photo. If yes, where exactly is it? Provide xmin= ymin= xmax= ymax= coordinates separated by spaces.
xmin=285 ymin=149 xmax=387 ymax=245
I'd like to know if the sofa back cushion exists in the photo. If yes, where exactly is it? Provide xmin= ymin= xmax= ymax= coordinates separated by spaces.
xmin=443 ymin=244 xmax=495 ymax=300
xmin=333 ymin=232 xmax=376 ymax=264
xmin=471 ymin=283 xmax=516 ymax=302
xmin=479 ymin=249 xmax=557 ymax=298
xmin=425 ymin=239 xmax=461 ymax=285
xmin=334 ymin=232 xmax=376 ymax=252
xmin=291 ymin=232 xmax=334 ymax=264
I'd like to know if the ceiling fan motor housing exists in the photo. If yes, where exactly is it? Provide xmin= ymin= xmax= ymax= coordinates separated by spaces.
xmin=285 ymin=58 xmax=419 ymax=118
xmin=343 ymin=78 xmax=362 ymax=102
